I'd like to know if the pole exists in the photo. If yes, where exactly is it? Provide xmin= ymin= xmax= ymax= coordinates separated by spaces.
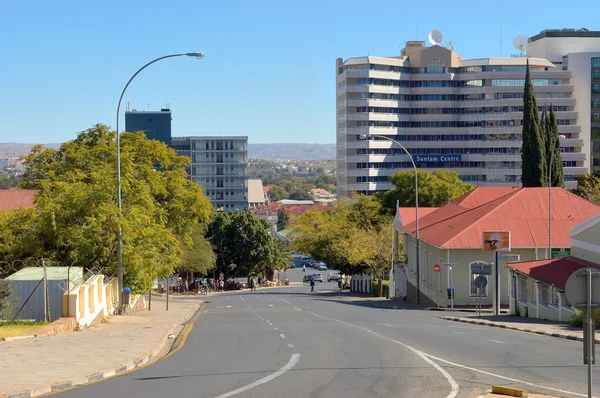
xmin=42 ymin=258 xmax=50 ymax=322
xmin=450 ymin=266 xmax=454 ymax=309
xmin=166 ymin=276 xmax=169 ymax=311
xmin=115 ymin=52 xmax=203 ymax=315
xmin=548 ymin=147 xmax=553 ymax=259
xmin=495 ymin=250 xmax=500 ymax=315
xmin=148 ymin=289 xmax=152 ymax=311
xmin=587 ymin=268 xmax=593 ymax=398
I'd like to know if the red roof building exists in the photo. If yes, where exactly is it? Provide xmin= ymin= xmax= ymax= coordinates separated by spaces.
xmin=0 ymin=189 xmax=38 ymax=210
xmin=507 ymin=256 xmax=600 ymax=290
xmin=401 ymin=187 xmax=600 ymax=249
xmin=398 ymin=207 xmax=438 ymax=227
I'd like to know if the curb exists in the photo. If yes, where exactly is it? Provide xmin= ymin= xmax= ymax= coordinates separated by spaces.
xmin=2 ymin=303 xmax=202 ymax=398
xmin=442 ymin=316 xmax=600 ymax=344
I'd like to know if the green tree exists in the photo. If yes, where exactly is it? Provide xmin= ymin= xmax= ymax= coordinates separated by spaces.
xmin=276 ymin=209 xmax=290 ymax=231
xmin=207 ymin=211 xmax=275 ymax=278
xmin=377 ymin=169 xmax=473 ymax=213
xmin=573 ymin=173 xmax=600 ymax=205
xmin=0 ymin=279 xmax=14 ymax=320
xmin=177 ymin=224 xmax=216 ymax=282
xmin=545 ymin=107 xmax=565 ymax=187
xmin=289 ymin=190 xmax=311 ymax=200
xmin=521 ymin=60 xmax=547 ymax=187
xmin=0 ymin=174 xmax=21 ymax=189
xmin=268 ymin=186 xmax=288 ymax=201
xmin=14 ymin=124 xmax=213 ymax=293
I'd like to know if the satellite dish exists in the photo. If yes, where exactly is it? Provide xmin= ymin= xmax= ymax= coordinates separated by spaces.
xmin=428 ymin=29 xmax=443 ymax=46
xmin=513 ymin=35 xmax=529 ymax=54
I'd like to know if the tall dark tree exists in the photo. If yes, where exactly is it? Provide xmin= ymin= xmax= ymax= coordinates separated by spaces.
xmin=546 ymin=106 xmax=565 ymax=187
xmin=276 ymin=209 xmax=290 ymax=231
xmin=521 ymin=60 xmax=547 ymax=187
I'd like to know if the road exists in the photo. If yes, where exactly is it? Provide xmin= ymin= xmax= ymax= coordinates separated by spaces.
xmin=52 ymin=268 xmax=599 ymax=398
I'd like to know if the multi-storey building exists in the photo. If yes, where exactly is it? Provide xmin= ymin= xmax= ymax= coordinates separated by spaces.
xmin=336 ymin=33 xmax=596 ymax=196
xmin=527 ymin=29 xmax=600 ymax=171
xmin=125 ymin=106 xmax=172 ymax=146
xmin=172 ymin=136 xmax=249 ymax=213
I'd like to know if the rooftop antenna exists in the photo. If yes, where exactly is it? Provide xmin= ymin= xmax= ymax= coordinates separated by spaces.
xmin=513 ymin=35 xmax=529 ymax=57
xmin=428 ymin=29 xmax=443 ymax=46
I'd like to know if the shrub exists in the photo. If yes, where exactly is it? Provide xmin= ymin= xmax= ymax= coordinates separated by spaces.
xmin=0 ymin=279 xmax=15 ymax=320
xmin=569 ymin=309 xmax=600 ymax=329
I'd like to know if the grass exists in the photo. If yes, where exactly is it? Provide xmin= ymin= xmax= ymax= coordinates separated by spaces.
xmin=0 ymin=321 xmax=48 ymax=339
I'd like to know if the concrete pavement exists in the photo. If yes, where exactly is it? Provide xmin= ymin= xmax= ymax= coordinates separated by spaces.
xmin=0 ymin=295 xmax=201 ymax=398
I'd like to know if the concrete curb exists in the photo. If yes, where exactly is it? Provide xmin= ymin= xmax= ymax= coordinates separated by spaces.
xmin=2 ymin=303 xmax=202 ymax=398
xmin=442 ymin=316 xmax=600 ymax=344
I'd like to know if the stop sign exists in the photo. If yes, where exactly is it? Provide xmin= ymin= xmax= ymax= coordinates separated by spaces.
xmin=434 ymin=264 xmax=441 ymax=274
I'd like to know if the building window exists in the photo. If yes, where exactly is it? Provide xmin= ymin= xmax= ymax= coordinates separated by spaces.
xmin=518 ymin=276 xmax=528 ymax=303
xmin=539 ymin=283 xmax=549 ymax=306
xmin=469 ymin=262 xmax=489 ymax=297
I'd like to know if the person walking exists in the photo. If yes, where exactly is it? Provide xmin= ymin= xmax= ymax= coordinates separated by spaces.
xmin=310 ymin=277 xmax=315 ymax=293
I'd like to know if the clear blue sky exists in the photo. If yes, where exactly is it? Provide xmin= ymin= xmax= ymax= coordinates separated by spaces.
xmin=0 ymin=0 xmax=596 ymax=144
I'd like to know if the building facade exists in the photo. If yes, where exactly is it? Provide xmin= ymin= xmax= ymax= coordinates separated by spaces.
xmin=172 ymin=136 xmax=249 ymax=213
xmin=336 ymin=31 xmax=599 ymax=196
xmin=125 ymin=107 xmax=172 ymax=146
xmin=527 ymin=29 xmax=600 ymax=172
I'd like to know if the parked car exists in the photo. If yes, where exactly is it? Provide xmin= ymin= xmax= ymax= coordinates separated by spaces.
xmin=312 ymin=274 xmax=323 ymax=282
xmin=303 ymin=274 xmax=314 ymax=283
xmin=327 ymin=272 xmax=341 ymax=282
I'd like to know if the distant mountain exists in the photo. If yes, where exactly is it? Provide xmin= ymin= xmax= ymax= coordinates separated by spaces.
xmin=1 ymin=142 xmax=336 ymax=161
xmin=249 ymin=143 xmax=335 ymax=161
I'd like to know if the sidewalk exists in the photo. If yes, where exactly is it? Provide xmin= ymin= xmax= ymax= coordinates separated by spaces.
xmin=0 ymin=295 xmax=202 ymax=398
xmin=442 ymin=314 xmax=597 ymax=344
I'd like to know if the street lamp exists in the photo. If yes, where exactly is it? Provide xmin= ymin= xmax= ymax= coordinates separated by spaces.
xmin=115 ymin=52 xmax=204 ymax=314
xmin=358 ymin=133 xmax=421 ymax=304
xmin=548 ymin=133 xmax=566 ymax=259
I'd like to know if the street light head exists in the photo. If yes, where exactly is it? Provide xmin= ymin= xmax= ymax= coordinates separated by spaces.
xmin=186 ymin=52 xmax=205 ymax=59
xmin=358 ymin=134 xmax=367 ymax=140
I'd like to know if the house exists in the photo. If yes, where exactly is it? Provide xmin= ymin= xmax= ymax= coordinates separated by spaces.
xmin=506 ymin=211 xmax=600 ymax=321
xmin=247 ymin=179 xmax=266 ymax=209
xmin=0 ymin=189 xmax=38 ymax=210
xmin=398 ymin=187 xmax=600 ymax=308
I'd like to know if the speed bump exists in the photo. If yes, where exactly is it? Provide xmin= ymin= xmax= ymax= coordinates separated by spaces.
xmin=491 ymin=385 xmax=528 ymax=397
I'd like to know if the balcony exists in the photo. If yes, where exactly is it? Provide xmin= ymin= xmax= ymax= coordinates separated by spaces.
xmin=564 ymin=167 xmax=589 ymax=175
xmin=560 ymin=138 xmax=584 ymax=147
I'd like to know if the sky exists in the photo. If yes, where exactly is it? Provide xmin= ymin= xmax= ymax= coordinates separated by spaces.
xmin=0 ymin=0 xmax=597 ymax=145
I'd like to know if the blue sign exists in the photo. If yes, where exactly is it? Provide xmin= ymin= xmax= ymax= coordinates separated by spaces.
xmin=414 ymin=154 xmax=462 ymax=163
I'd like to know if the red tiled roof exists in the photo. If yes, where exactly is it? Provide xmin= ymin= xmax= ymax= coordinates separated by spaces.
xmin=402 ymin=187 xmax=600 ymax=249
xmin=507 ymin=256 xmax=600 ymax=289
xmin=311 ymin=188 xmax=332 ymax=196
xmin=263 ymin=186 xmax=272 ymax=194
xmin=0 ymin=189 xmax=38 ymax=210
xmin=399 ymin=207 xmax=438 ymax=226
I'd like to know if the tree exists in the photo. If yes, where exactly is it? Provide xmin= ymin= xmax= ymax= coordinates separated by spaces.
xmin=268 ymin=186 xmax=288 ymax=201
xmin=573 ymin=173 xmax=600 ymax=205
xmin=0 ymin=174 xmax=20 ymax=189
xmin=377 ymin=169 xmax=473 ymax=213
xmin=521 ymin=59 xmax=547 ymax=187
xmin=545 ymin=107 xmax=565 ymax=187
xmin=289 ymin=190 xmax=311 ymax=200
xmin=13 ymin=124 xmax=213 ymax=293
xmin=276 ymin=209 xmax=289 ymax=231
xmin=177 ymin=224 xmax=216 ymax=283
xmin=0 ymin=279 xmax=14 ymax=320
xmin=207 ymin=211 xmax=276 ymax=278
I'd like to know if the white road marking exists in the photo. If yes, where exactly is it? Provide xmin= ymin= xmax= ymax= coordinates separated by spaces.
xmin=487 ymin=339 xmax=505 ymax=344
xmin=287 ymin=343 xmax=294 ymax=348
xmin=306 ymin=311 xmax=458 ymax=398
xmin=269 ymin=295 xmax=298 ymax=309
xmin=279 ymin=334 xmax=286 ymax=339
xmin=218 ymin=305 xmax=232 ymax=308
xmin=449 ymin=325 xmax=465 ymax=329
xmin=268 ymin=323 xmax=273 ymax=326
xmin=381 ymin=323 xmax=393 ymax=327
xmin=268 ymin=304 xmax=274 ymax=307
xmin=273 ymin=328 xmax=279 ymax=331
xmin=214 ymin=353 xmax=301 ymax=398
xmin=452 ymin=331 xmax=465 ymax=335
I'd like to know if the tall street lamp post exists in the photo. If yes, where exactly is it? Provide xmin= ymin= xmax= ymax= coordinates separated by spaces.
xmin=548 ymin=134 xmax=566 ymax=259
xmin=358 ymin=133 xmax=420 ymax=304
xmin=115 ymin=52 xmax=204 ymax=314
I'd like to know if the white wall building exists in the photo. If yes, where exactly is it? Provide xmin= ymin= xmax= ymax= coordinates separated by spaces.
xmin=527 ymin=29 xmax=600 ymax=172
xmin=336 ymin=30 xmax=600 ymax=196
xmin=172 ymin=136 xmax=248 ymax=213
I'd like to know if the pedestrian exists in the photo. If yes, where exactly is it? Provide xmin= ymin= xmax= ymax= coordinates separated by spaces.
xmin=310 ymin=277 xmax=315 ymax=293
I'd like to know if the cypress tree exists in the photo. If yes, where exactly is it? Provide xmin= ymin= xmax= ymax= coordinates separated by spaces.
xmin=547 ymin=106 xmax=565 ymax=187
xmin=521 ymin=60 xmax=547 ymax=187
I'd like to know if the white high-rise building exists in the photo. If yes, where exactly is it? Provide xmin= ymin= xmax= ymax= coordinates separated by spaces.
xmin=172 ymin=136 xmax=249 ymax=213
xmin=527 ymin=29 xmax=600 ymax=172
xmin=336 ymin=30 xmax=599 ymax=196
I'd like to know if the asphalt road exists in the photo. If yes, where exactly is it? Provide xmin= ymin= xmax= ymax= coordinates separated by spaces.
xmin=51 ymin=268 xmax=600 ymax=398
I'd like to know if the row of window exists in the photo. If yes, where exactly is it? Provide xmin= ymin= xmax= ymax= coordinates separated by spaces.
xmin=352 ymin=78 xmax=566 ymax=89
xmin=355 ymin=120 xmax=572 ymax=128
xmin=356 ymin=147 xmax=524 ymax=155
xmin=344 ymin=64 xmax=531 ymax=74
xmin=355 ymin=161 xmax=577 ymax=169
xmin=352 ymin=106 xmax=570 ymax=115
xmin=355 ymin=132 xmax=575 ymax=141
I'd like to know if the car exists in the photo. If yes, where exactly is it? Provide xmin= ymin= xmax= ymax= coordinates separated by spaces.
xmin=312 ymin=274 xmax=323 ymax=282
xmin=327 ymin=272 xmax=341 ymax=282
xmin=318 ymin=264 xmax=328 ymax=271
xmin=303 ymin=274 xmax=314 ymax=283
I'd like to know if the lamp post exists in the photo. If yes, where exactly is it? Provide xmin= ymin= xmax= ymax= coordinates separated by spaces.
xmin=547 ymin=133 xmax=566 ymax=260
xmin=358 ymin=133 xmax=420 ymax=304
xmin=115 ymin=52 xmax=204 ymax=314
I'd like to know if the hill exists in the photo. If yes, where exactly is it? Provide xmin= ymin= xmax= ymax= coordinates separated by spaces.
xmin=249 ymin=143 xmax=335 ymax=161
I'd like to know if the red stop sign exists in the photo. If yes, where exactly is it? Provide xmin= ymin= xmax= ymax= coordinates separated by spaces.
xmin=434 ymin=263 xmax=441 ymax=274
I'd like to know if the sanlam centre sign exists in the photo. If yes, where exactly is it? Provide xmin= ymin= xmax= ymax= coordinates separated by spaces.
xmin=414 ymin=154 xmax=461 ymax=163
